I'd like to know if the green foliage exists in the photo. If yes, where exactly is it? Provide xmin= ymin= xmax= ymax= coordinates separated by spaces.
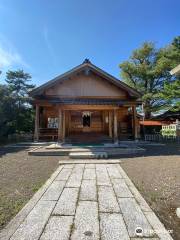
xmin=119 ymin=36 xmax=180 ymax=118
xmin=162 ymin=128 xmax=176 ymax=136
xmin=159 ymin=79 xmax=180 ymax=111
xmin=0 ymin=70 xmax=35 ymax=139
xmin=158 ymin=36 xmax=180 ymax=111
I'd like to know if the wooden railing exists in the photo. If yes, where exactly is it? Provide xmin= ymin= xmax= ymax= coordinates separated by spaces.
xmin=145 ymin=134 xmax=180 ymax=142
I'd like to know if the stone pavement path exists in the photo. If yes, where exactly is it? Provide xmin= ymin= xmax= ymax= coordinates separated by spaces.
xmin=0 ymin=163 xmax=173 ymax=240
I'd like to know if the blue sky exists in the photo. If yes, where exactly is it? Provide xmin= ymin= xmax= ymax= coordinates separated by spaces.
xmin=0 ymin=0 xmax=179 ymax=86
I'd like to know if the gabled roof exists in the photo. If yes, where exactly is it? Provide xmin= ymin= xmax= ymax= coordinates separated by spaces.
xmin=153 ymin=110 xmax=180 ymax=120
xmin=170 ymin=64 xmax=180 ymax=75
xmin=29 ymin=59 xmax=141 ymax=98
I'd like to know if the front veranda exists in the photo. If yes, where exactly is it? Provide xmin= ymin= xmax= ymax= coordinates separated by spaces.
xmin=34 ymin=104 xmax=138 ymax=143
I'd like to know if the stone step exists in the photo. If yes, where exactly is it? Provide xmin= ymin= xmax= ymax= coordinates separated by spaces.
xmin=59 ymin=160 xmax=122 ymax=164
xmin=69 ymin=151 xmax=108 ymax=159
xmin=65 ymin=140 xmax=112 ymax=144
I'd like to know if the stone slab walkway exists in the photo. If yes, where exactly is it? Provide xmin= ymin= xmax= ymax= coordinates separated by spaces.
xmin=0 ymin=163 xmax=173 ymax=240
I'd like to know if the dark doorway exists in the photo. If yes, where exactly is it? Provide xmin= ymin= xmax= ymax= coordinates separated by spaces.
xmin=83 ymin=115 xmax=90 ymax=127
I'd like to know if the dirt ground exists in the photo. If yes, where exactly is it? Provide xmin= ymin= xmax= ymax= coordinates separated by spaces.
xmin=0 ymin=143 xmax=179 ymax=239
xmin=120 ymin=143 xmax=180 ymax=240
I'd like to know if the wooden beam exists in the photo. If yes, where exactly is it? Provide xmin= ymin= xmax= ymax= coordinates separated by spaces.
xmin=59 ymin=105 xmax=119 ymax=110
xmin=132 ymin=106 xmax=138 ymax=139
xmin=108 ymin=111 xmax=113 ymax=138
xmin=34 ymin=104 xmax=39 ymax=141
xmin=113 ymin=109 xmax=118 ymax=143
xmin=33 ymin=99 xmax=141 ymax=107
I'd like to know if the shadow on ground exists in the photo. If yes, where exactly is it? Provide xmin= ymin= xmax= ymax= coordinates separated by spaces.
xmin=115 ymin=143 xmax=180 ymax=158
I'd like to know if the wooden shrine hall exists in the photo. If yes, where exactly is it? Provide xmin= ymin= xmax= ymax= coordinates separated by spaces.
xmin=29 ymin=59 xmax=141 ymax=143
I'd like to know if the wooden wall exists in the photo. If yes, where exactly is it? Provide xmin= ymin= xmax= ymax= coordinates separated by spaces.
xmin=45 ymin=72 xmax=127 ymax=98
xmin=69 ymin=111 xmax=104 ymax=133
xmin=40 ymin=106 xmax=133 ymax=139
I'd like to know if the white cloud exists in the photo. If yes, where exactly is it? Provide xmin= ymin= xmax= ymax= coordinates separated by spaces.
xmin=43 ymin=26 xmax=52 ymax=53
xmin=0 ymin=36 xmax=29 ymax=69
xmin=43 ymin=26 xmax=56 ymax=65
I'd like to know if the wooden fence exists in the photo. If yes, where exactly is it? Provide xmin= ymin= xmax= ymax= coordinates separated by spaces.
xmin=145 ymin=134 xmax=180 ymax=142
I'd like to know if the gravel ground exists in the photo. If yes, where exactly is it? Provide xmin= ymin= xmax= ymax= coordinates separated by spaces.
xmin=120 ymin=143 xmax=180 ymax=240
xmin=0 ymin=143 xmax=179 ymax=239
xmin=0 ymin=146 xmax=60 ymax=230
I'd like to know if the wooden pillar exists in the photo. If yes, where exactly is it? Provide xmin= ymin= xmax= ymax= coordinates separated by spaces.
xmin=58 ymin=108 xmax=63 ymax=142
xmin=66 ymin=111 xmax=69 ymax=136
xmin=132 ymin=106 xmax=138 ymax=140
xmin=68 ymin=111 xmax=71 ymax=135
xmin=34 ymin=104 xmax=39 ymax=141
xmin=108 ymin=111 xmax=113 ymax=138
xmin=103 ymin=111 xmax=107 ymax=132
xmin=62 ymin=111 xmax=66 ymax=141
xmin=113 ymin=109 xmax=118 ymax=143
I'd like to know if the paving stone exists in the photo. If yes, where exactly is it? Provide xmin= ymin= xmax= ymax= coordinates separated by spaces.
xmin=40 ymin=216 xmax=73 ymax=240
xmin=128 ymin=183 xmax=152 ymax=212
xmin=53 ymin=188 xmax=79 ymax=216
xmin=72 ymin=164 xmax=85 ymax=173
xmin=66 ymin=167 xmax=84 ymax=187
xmin=41 ymin=181 xmax=66 ymax=201
xmin=118 ymin=165 xmax=152 ymax=212
xmin=63 ymin=164 xmax=74 ymax=168
xmin=144 ymin=211 xmax=173 ymax=240
xmin=107 ymin=164 xmax=123 ymax=178
xmin=100 ymin=213 xmax=130 ymax=240
xmin=96 ymin=164 xmax=111 ymax=186
xmin=85 ymin=163 xmax=95 ymax=168
xmin=80 ymin=180 xmax=97 ymax=201
xmin=98 ymin=186 xmax=120 ymax=213
xmin=3 ymin=163 xmax=172 ymax=240
xmin=83 ymin=168 xmax=96 ymax=180
xmin=59 ymin=160 xmax=121 ymax=164
xmin=131 ymin=238 xmax=159 ymax=240
xmin=56 ymin=168 xmax=72 ymax=181
xmin=117 ymin=164 xmax=129 ymax=179
xmin=71 ymin=201 xmax=99 ymax=240
xmin=111 ymin=178 xmax=133 ymax=198
xmin=10 ymin=201 xmax=56 ymax=240
xmin=118 ymin=198 xmax=154 ymax=238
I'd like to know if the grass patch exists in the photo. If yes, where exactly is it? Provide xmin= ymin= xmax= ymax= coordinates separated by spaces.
xmin=32 ymin=182 xmax=44 ymax=193
xmin=0 ymin=194 xmax=26 ymax=230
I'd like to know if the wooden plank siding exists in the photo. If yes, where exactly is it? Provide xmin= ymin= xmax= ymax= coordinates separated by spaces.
xmin=36 ymin=106 xmax=134 ymax=141
xmin=45 ymin=73 xmax=127 ymax=98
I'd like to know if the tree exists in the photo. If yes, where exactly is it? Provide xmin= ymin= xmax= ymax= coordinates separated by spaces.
xmin=160 ymin=79 xmax=180 ymax=111
xmin=0 ymin=84 xmax=16 ymax=137
xmin=159 ymin=36 xmax=180 ymax=111
xmin=5 ymin=70 xmax=35 ymax=133
xmin=0 ymin=70 xmax=35 ymax=139
xmin=6 ymin=70 xmax=35 ymax=108
xmin=119 ymin=37 xmax=180 ymax=118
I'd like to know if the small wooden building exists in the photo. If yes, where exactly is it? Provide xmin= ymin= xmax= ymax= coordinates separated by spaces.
xmin=29 ymin=59 xmax=141 ymax=143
